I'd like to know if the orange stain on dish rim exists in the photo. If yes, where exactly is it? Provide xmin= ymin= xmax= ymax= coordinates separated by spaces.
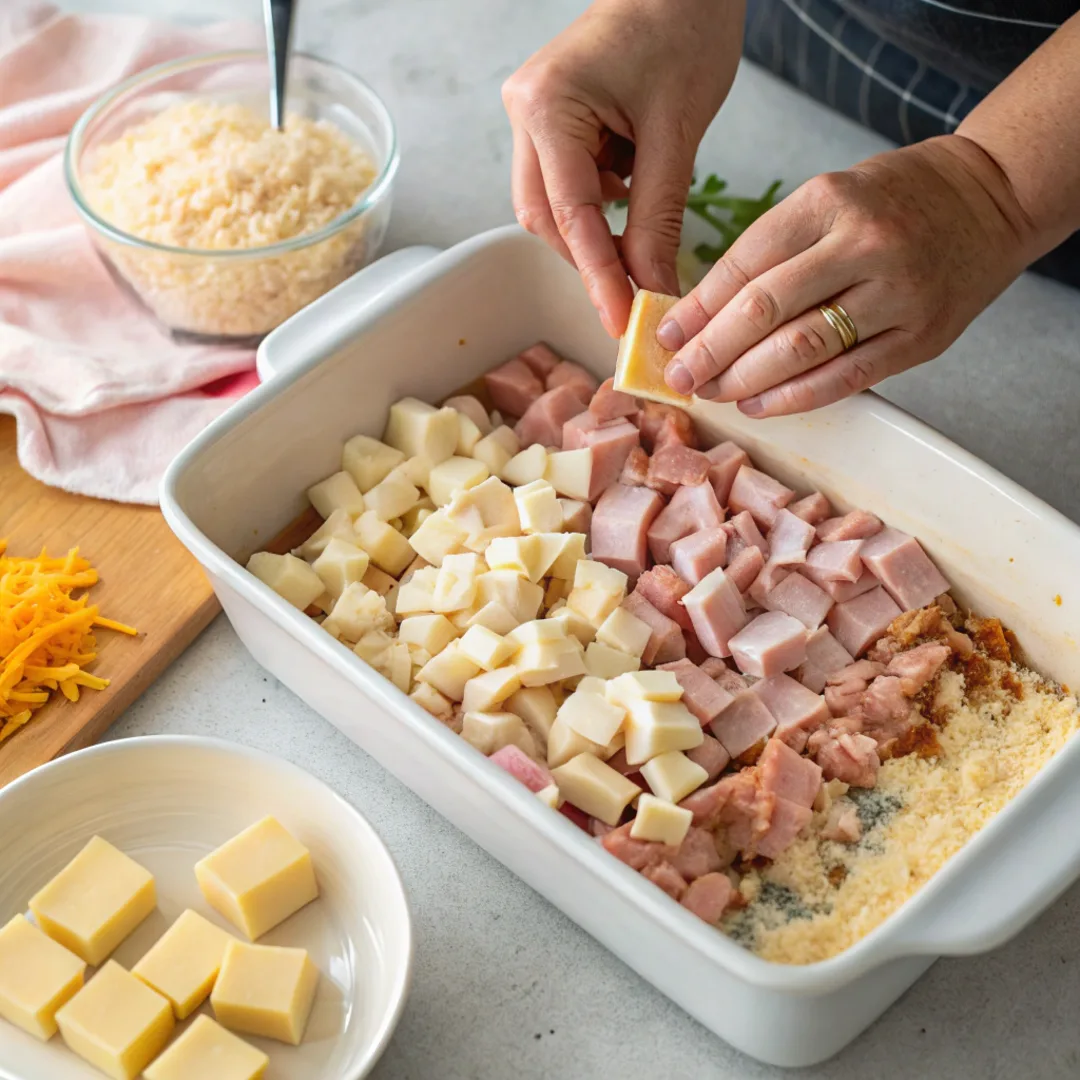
xmin=1054 ymin=594 xmax=1063 ymax=606
xmin=458 ymin=338 xmax=466 ymax=346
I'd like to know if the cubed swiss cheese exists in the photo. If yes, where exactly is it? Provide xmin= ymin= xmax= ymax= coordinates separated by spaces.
xmin=306 ymin=471 xmax=365 ymax=519
xmin=551 ymin=753 xmax=641 ymax=826
xmin=614 ymin=290 xmax=692 ymax=407
xmin=247 ymin=552 xmax=324 ymax=611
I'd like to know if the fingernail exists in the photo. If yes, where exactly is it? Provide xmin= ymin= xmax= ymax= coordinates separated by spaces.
xmin=657 ymin=319 xmax=684 ymax=351
xmin=665 ymin=360 xmax=694 ymax=395
xmin=740 ymin=396 xmax=765 ymax=417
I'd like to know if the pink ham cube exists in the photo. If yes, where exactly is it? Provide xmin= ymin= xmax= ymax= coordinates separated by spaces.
xmin=519 ymin=342 xmax=562 ymax=379
xmin=705 ymin=441 xmax=750 ymax=506
xmin=636 ymin=565 xmax=692 ymax=630
xmin=547 ymin=359 xmax=599 ymax=405
xmin=728 ymin=611 xmax=809 ymax=678
xmin=681 ymin=568 xmax=749 ymax=659
xmin=703 ymin=660 xmax=749 ymax=697
xmin=788 ymin=492 xmax=832 ymax=525
xmin=622 ymin=592 xmax=687 ymax=665
xmin=579 ymin=420 xmax=641 ymax=499
xmin=680 ymin=872 xmax=734 ymax=923
xmin=728 ymin=466 xmax=795 ymax=529
xmin=515 ymin=384 xmax=586 ymax=449
xmin=562 ymin=410 xmax=600 ymax=450
xmin=827 ymin=585 xmax=903 ymax=657
xmin=798 ymin=627 xmax=855 ymax=692
xmin=752 ymin=676 xmax=830 ymax=753
xmin=620 ymin=446 xmax=649 ymax=486
xmin=591 ymin=483 xmax=665 ymax=583
xmin=804 ymin=540 xmax=865 ymax=584
xmin=749 ymin=564 xmax=790 ymax=606
xmin=659 ymin=658 xmax=738 ymax=725
xmin=670 ymin=528 xmax=728 ymax=586
xmin=757 ymin=736 xmax=823 ymax=807
xmin=485 ymin=356 xmax=544 ymax=418
xmin=755 ymin=797 xmax=814 ymax=860
xmin=685 ymin=734 xmax=731 ymax=781
xmin=645 ymin=444 xmax=711 ymax=496
xmin=767 ymin=509 xmax=815 ymax=566
xmin=589 ymin=376 xmax=638 ymax=421
xmin=726 ymin=510 xmax=769 ymax=556
xmin=817 ymin=567 xmax=880 ymax=603
xmin=816 ymin=509 xmax=883 ymax=542
xmin=710 ymin=690 xmax=777 ymax=758
xmin=638 ymin=402 xmax=696 ymax=451
xmin=647 ymin=483 xmax=724 ymax=564
xmin=763 ymin=572 xmax=834 ymax=629
xmin=812 ymin=731 xmax=880 ymax=788
xmin=859 ymin=527 xmax=950 ymax=611
xmin=724 ymin=545 xmax=765 ymax=593
xmin=488 ymin=744 xmax=554 ymax=793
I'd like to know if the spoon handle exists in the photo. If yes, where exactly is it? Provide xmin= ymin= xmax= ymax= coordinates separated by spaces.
xmin=264 ymin=0 xmax=296 ymax=130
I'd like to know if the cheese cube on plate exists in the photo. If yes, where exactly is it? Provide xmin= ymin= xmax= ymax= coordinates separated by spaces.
xmin=418 ymin=642 xmax=482 ymax=700
xmin=640 ymin=750 xmax=709 ymax=803
xmin=461 ymin=710 xmax=536 ymax=757
xmin=596 ymin=606 xmax=653 ymax=658
xmin=312 ymin=537 xmax=370 ymax=600
xmin=557 ymin=687 xmax=625 ymax=745
xmin=536 ymin=784 xmax=563 ymax=809
xmin=514 ymin=479 xmax=563 ymax=534
xmin=383 ymin=398 xmax=459 ymax=465
xmin=247 ymin=552 xmax=324 ymax=611
xmin=398 ymin=613 xmax=458 ymax=655
xmin=544 ymin=448 xmax=593 ymax=501
xmin=194 ymin=817 xmax=318 ymax=941
xmin=428 ymin=456 xmax=490 ymax=507
xmin=614 ymin=290 xmax=692 ymax=407
xmin=461 ymin=667 xmax=522 ymax=712
xmin=502 ymin=443 xmax=549 ymax=487
xmin=457 ymin=625 xmax=513 ymax=670
xmin=630 ymin=795 xmax=693 ymax=846
xmin=472 ymin=425 xmax=520 ymax=478
xmin=606 ymin=670 xmax=683 ymax=707
xmin=432 ymin=552 xmax=485 ymax=613
xmin=306 ymin=470 xmax=365 ymax=519
xmin=476 ymin=570 xmax=544 ymax=623
xmin=210 ymin=941 xmax=318 ymax=1046
xmin=410 ymin=681 xmax=454 ymax=721
xmin=551 ymin=753 xmax=641 ymax=826
xmin=342 ymin=434 xmax=405 ymax=493
xmin=546 ymin=716 xmax=605 ymax=768
xmin=364 ymin=475 xmax=420 ymax=521
xmin=143 ymin=1015 xmax=267 ymax=1080
xmin=0 ymin=913 xmax=84 ymax=1040
xmin=585 ymin=641 xmax=641 ymax=678
xmin=353 ymin=512 xmax=414 ymax=576
xmin=29 ymin=836 xmax=155 ymax=967
xmin=623 ymin=699 xmax=703 ymax=765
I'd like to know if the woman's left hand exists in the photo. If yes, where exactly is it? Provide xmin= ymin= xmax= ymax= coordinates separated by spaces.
xmin=657 ymin=134 xmax=1038 ymax=416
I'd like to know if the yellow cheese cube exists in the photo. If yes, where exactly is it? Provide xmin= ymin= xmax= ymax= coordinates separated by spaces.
xmin=210 ymin=941 xmax=319 ymax=1046
xmin=614 ymin=290 xmax=692 ymax=407
xmin=455 ymin=411 xmax=484 ymax=456
xmin=502 ymin=443 xmax=549 ymax=487
xmin=585 ymin=640 xmax=641 ymax=678
xmin=606 ymin=670 xmax=684 ymax=707
xmin=324 ymin=582 xmax=394 ymax=641
xmin=465 ymin=601 xmax=521 ymax=635
xmin=513 ymin=479 xmax=563 ymax=534
xmin=358 ymin=562 xmax=395 ymax=594
xmin=409 ymin=680 xmax=454 ymax=721
xmin=537 ymin=533 xmax=587 ymax=579
xmin=386 ymin=454 xmax=433 ymax=490
xmin=640 ymin=751 xmax=710 ymax=804
xmin=427 ymin=456 xmax=490 ymax=507
xmin=461 ymin=666 xmax=523 ymax=712
xmin=630 ymin=794 xmax=693 ymax=846
xmin=546 ymin=716 xmax=605 ymax=768
xmin=485 ymin=535 xmax=547 ymax=582
xmin=383 ymin=398 xmax=458 ymax=465
xmin=341 ymin=434 xmax=405 ymax=493
xmin=194 ymin=817 xmax=319 ymax=941
xmin=400 ymin=496 xmax=436 ymax=537
xmin=395 ymin=567 xmax=440 ymax=616
xmin=575 ymin=675 xmax=609 ymax=697
xmin=461 ymin=710 xmax=536 ymax=757
xmin=295 ymin=508 xmax=356 ymax=561
xmin=476 ymin=570 xmax=544 ymax=623
xmin=398 ymin=613 xmax=458 ymax=655
xmin=516 ymin=638 xmax=587 ymax=687
xmin=0 ymin=913 xmax=84 ymax=1040
xmin=144 ymin=1015 xmax=268 ymax=1080
xmin=56 ymin=961 xmax=174 ymax=1080
xmin=306 ymin=470 xmax=365 ymax=519
xmin=353 ymin=629 xmax=393 ymax=670
xmin=596 ymin=606 xmax=653 ymax=659
xmin=551 ymin=753 xmax=641 ymax=826
xmin=364 ymin=475 xmax=421 ymax=522
xmin=447 ymin=476 xmax=522 ymax=549
xmin=504 ymin=685 xmax=558 ymax=750
xmin=506 ymin=618 xmax=567 ymax=649
xmin=417 ymin=641 xmax=482 ymax=701
xmin=408 ymin=506 xmax=470 ymax=566
xmin=29 ymin=836 xmax=155 ymax=967
xmin=543 ymin=577 xmax=572 ymax=609
xmin=623 ymin=700 xmax=703 ymax=766
xmin=431 ymin=552 xmax=485 ymax=612
xmin=353 ymin=511 xmax=414 ymax=576
xmin=536 ymin=784 xmax=563 ymax=810
xmin=546 ymin=605 xmax=598 ymax=646
xmin=472 ymin=425 xmax=520 ymax=478
xmin=312 ymin=537 xmax=370 ymax=601
xmin=131 ymin=909 xmax=232 ymax=1020
xmin=457 ymin=625 xmax=513 ymax=670
xmin=557 ymin=687 xmax=626 ymax=745
xmin=566 ymin=559 xmax=629 ymax=626
xmin=246 ymin=552 xmax=324 ymax=611
xmin=445 ymin=394 xmax=492 ymax=436
xmin=544 ymin=448 xmax=593 ymax=501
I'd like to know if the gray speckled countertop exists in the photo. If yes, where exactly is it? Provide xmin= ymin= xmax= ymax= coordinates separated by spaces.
xmin=61 ymin=0 xmax=1080 ymax=1076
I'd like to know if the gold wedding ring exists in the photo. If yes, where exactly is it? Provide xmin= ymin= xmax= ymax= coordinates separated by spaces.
xmin=819 ymin=302 xmax=859 ymax=352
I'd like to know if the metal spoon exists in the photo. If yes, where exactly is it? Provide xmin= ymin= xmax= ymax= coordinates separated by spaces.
xmin=264 ymin=0 xmax=296 ymax=131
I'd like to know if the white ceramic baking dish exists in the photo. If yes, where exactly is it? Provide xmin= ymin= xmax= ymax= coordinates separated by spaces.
xmin=161 ymin=225 xmax=1080 ymax=1068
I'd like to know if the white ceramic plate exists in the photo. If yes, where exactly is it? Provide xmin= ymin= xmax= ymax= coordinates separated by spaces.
xmin=0 ymin=736 xmax=413 ymax=1080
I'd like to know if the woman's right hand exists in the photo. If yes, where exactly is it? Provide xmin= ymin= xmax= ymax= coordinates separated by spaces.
xmin=501 ymin=0 xmax=746 ymax=338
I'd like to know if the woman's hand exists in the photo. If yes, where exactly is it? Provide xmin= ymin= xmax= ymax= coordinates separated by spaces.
xmin=657 ymin=135 xmax=1039 ymax=416
xmin=502 ymin=0 xmax=745 ymax=337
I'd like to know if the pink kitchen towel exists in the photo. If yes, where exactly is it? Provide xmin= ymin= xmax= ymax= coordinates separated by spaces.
xmin=0 ymin=3 xmax=265 ymax=505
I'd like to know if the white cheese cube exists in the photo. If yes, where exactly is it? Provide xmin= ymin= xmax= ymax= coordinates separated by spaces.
xmin=534 ymin=533 xmax=587 ymax=580
xmin=354 ymin=512 xmax=414 ymax=575
xmin=596 ymin=607 xmax=653 ymax=658
xmin=342 ymin=434 xmax=405 ymax=492
xmin=513 ymin=479 xmax=563 ymax=534
xmin=444 ymin=395 xmax=492 ymax=436
xmin=544 ymin=448 xmax=593 ymax=501
xmin=387 ymin=455 xmax=433 ymax=490
xmin=446 ymin=477 xmax=521 ymax=551
xmin=557 ymin=688 xmax=626 ymax=745
xmin=585 ymin=641 xmax=641 ymax=678
xmin=418 ymin=642 xmax=482 ymax=701
xmin=630 ymin=795 xmax=693 ymax=846
xmin=428 ymin=456 xmax=490 ymax=507
xmin=506 ymin=619 xmax=568 ymax=649
xmin=456 ymin=412 xmax=484 ymax=456
xmin=465 ymin=601 xmax=521 ymax=635
xmin=312 ymin=591 xmax=335 ymax=615
xmin=536 ymin=784 xmax=563 ymax=809
xmin=516 ymin=638 xmax=587 ymax=687
xmin=567 ymin=560 xmax=628 ymax=627
xmin=398 ymin=613 xmax=457 ymax=655
xmin=546 ymin=606 xmax=597 ymax=646
xmin=574 ymin=559 xmax=629 ymax=593
xmin=575 ymin=676 xmax=608 ymax=697
xmin=395 ymin=566 xmax=439 ymax=615
xmin=505 ymin=686 xmax=558 ymax=749
xmin=325 ymin=582 xmax=395 ymax=641
xmin=400 ymin=497 xmax=436 ymax=537
xmin=502 ymin=444 xmax=549 ymax=487
xmin=247 ymin=552 xmax=324 ymax=610
xmin=476 ymin=571 xmax=544 ymax=624
xmin=431 ymin=553 xmax=485 ymax=613
xmin=551 ymin=753 xmax=641 ymax=826
xmin=623 ymin=699 xmax=703 ymax=766
xmin=544 ymin=578 xmax=572 ymax=609
xmin=472 ymin=426 xmax=520 ymax=478
xmin=461 ymin=710 xmax=536 ymax=757
xmin=384 ymin=398 xmax=459 ymax=464
xmin=601 ymin=730 xmax=626 ymax=761
xmin=461 ymin=667 xmax=522 ymax=712
xmin=485 ymin=535 xmax=547 ymax=583
xmin=640 ymin=751 xmax=710 ymax=804
xmin=307 ymin=471 xmax=365 ymax=519
xmin=296 ymin=508 xmax=355 ymax=561
xmin=362 ymin=565 xmax=398 ymax=597
xmin=559 ymin=498 xmax=591 ymax=531
xmin=312 ymin=537 xmax=370 ymax=600
xmin=606 ymin=670 xmax=684 ymax=707
xmin=382 ymin=641 xmax=413 ymax=693
xmin=365 ymin=475 xmax=421 ymax=521
xmin=546 ymin=716 xmax=605 ymax=768
xmin=353 ymin=627 xmax=393 ymax=665
xmin=410 ymin=680 xmax=454 ymax=720
xmin=457 ymin=625 xmax=513 ymax=670
xmin=408 ymin=507 xmax=469 ymax=567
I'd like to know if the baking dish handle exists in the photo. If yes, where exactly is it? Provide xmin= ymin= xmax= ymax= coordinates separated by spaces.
xmin=256 ymin=244 xmax=443 ymax=382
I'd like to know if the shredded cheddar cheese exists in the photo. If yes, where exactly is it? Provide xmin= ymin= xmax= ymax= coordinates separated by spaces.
xmin=0 ymin=540 xmax=136 ymax=743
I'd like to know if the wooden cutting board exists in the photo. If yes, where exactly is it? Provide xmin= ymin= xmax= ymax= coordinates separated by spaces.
xmin=0 ymin=416 xmax=219 ymax=787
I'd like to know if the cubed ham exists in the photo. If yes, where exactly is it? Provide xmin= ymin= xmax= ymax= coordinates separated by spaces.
xmin=670 ymin=528 xmax=727 ymax=586
xmin=860 ymin=675 xmax=915 ymax=745
xmin=827 ymin=586 xmax=903 ymax=657
xmin=728 ymin=611 xmax=809 ymax=678
xmin=767 ymin=509 xmax=815 ymax=566
xmin=818 ymin=567 xmax=881 ymax=603
xmin=763 ymin=572 xmax=834 ymax=629
xmin=886 ymin=642 xmax=951 ymax=695
xmin=816 ymin=510 xmax=883 ymax=543
xmin=749 ymin=563 xmax=790 ymax=606
xmin=678 ymin=779 xmax=729 ymax=828
xmin=648 ymin=483 xmax=725 ymax=564
xmin=519 ymin=342 xmax=562 ymax=379
xmin=485 ymin=356 xmax=544 ymax=418
xmin=559 ymin=801 xmax=591 ymax=831
xmin=753 ymin=675 xmax=830 ymax=753
xmin=715 ymin=771 xmax=765 ymax=852
xmin=659 ymin=658 xmax=738 ymax=725
xmin=726 ymin=510 xmax=769 ymax=556
xmin=590 ymin=818 xmax=615 ymax=838
xmin=681 ymin=567 xmax=749 ymax=659
xmin=788 ymin=492 xmax=832 ymax=525
xmin=708 ymin=663 xmax=749 ymax=697
xmin=804 ymin=540 xmax=865 ymax=584
xmin=812 ymin=731 xmax=880 ymax=788
xmin=622 ymin=592 xmax=687 ymax=665
xmin=562 ymin=410 xmax=600 ymax=450
xmin=823 ymin=804 xmax=862 ymax=844
xmin=638 ymin=402 xmax=696 ymax=451
xmin=604 ymin=748 xmax=637 ymax=776
xmin=859 ymin=528 xmax=950 ymax=612
xmin=547 ymin=359 xmax=599 ymax=405
xmin=514 ymin=384 xmax=586 ymax=449
xmin=670 ymin=826 xmax=724 ymax=881
xmin=643 ymin=861 xmax=689 ymax=900
xmin=680 ymin=872 xmax=734 ymax=923
xmin=724 ymin=546 xmax=765 ymax=593
xmin=560 ymin=498 xmax=592 ymax=535
xmin=580 ymin=420 xmax=641 ymax=500
xmin=797 ymin=627 xmax=855 ymax=692
xmin=757 ymin=736 xmax=823 ymax=807
xmin=620 ymin=446 xmax=650 ymax=486
xmin=601 ymin=821 xmax=675 ymax=870
xmin=710 ymin=690 xmax=777 ymax=758
xmin=591 ymin=483 xmax=665 ymax=583
xmin=589 ymin=376 xmax=639 ymax=421
xmin=683 ymin=627 xmax=709 ymax=665
xmin=824 ymin=658 xmax=885 ymax=716
xmin=636 ymin=565 xmax=693 ymax=631
xmin=488 ymin=744 xmax=554 ymax=792
xmin=705 ymin=442 xmax=750 ymax=506
xmin=685 ymin=734 xmax=731 ymax=781
xmin=728 ymin=466 xmax=795 ymax=529
xmin=755 ymin=796 xmax=814 ymax=859
xmin=645 ymin=444 xmax=711 ymax=496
